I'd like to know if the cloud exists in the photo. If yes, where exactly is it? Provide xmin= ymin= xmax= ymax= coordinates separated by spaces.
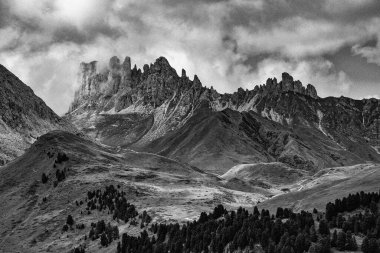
xmin=238 ymin=57 xmax=353 ymax=97
xmin=233 ymin=17 xmax=372 ymax=58
xmin=353 ymin=44 xmax=380 ymax=65
xmin=0 ymin=0 xmax=379 ymax=115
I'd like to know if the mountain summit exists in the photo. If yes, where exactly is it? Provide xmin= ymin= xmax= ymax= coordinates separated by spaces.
xmin=66 ymin=56 xmax=380 ymax=173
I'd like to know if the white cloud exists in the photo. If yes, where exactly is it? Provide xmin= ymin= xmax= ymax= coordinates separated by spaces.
xmin=241 ymin=58 xmax=353 ymax=97
xmin=0 ymin=27 xmax=20 ymax=50
xmin=234 ymin=17 xmax=371 ymax=58
xmin=352 ymin=43 xmax=380 ymax=66
xmin=0 ymin=0 xmax=379 ymax=115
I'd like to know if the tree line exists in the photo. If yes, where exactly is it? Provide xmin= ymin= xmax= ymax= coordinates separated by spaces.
xmin=69 ymin=185 xmax=380 ymax=253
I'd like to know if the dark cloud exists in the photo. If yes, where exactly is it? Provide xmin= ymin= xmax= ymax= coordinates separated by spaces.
xmin=52 ymin=24 xmax=123 ymax=45
xmin=0 ymin=0 xmax=379 ymax=114
xmin=0 ymin=3 xmax=10 ymax=28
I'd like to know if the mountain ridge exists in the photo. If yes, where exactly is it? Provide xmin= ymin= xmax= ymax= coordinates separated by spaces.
xmin=66 ymin=56 xmax=380 ymax=173
xmin=0 ymin=57 xmax=379 ymax=252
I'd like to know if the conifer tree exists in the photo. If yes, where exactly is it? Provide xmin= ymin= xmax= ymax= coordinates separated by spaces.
xmin=41 ymin=173 xmax=48 ymax=184
xmin=336 ymin=231 xmax=346 ymax=251
xmin=66 ymin=215 xmax=74 ymax=226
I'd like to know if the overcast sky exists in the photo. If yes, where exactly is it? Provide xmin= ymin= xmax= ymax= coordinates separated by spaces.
xmin=1 ymin=0 xmax=380 ymax=115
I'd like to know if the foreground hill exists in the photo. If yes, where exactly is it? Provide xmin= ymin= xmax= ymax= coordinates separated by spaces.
xmin=66 ymin=56 xmax=380 ymax=173
xmin=0 ymin=131 xmax=272 ymax=252
xmin=0 ymin=65 xmax=75 ymax=165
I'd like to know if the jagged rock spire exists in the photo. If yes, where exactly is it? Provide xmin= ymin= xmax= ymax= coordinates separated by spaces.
xmin=262 ymin=72 xmax=318 ymax=99
xmin=71 ymin=57 xmax=320 ymax=115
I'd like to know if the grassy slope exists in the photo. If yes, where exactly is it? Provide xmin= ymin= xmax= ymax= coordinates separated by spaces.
xmin=258 ymin=164 xmax=380 ymax=213
xmin=0 ymin=131 xmax=269 ymax=252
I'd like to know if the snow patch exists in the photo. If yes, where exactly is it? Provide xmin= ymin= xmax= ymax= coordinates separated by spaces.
xmin=261 ymin=108 xmax=289 ymax=124
xmin=237 ymin=94 xmax=259 ymax=112
xmin=372 ymin=146 xmax=380 ymax=154
xmin=317 ymin=110 xmax=327 ymax=136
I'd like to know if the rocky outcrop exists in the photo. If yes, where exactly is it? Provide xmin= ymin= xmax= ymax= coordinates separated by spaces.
xmin=70 ymin=57 xmax=321 ymax=114
xmin=68 ymin=56 xmax=380 ymax=138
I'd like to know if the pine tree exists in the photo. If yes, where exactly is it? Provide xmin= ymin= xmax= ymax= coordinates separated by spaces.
xmin=100 ymin=232 xmax=109 ymax=247
xmin=361 ymin=236 xmax=370 ymax=253
xmin=295 ymin=233 xmax=305 ymax=253
xmin=41 ymin=173 xmax=48 ymax=184
xmin=253 ymin=206 xmax=260 ymax=216
xmin=370 ymin=201 xmax=378 ymax=214
xmin=318 ymin=220 xmax=330 ymax=236
xmin=276 ymin=207 xmax=284 ymax=218
xmin=368 ymin=238 xmax=379 ymax=253
xmin=336 ymin=231 xmax=346 ymax=251
xmin=309 ymin=225 xmax=318 ymax=243
xmin=345 ymin=231 xmax=357 ymax=251
xmin=331 ymin=230 xmax=337 ymax=247
xmin=354 ymin=220 xmax=359 ymax=234
xmin=318 ymin=236 xmax=331 ymax=253
xmin=66 ymin=215 xmax=74 ymax=226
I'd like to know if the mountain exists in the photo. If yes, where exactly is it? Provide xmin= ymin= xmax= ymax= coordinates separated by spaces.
xmin=66 ymin=56 xmax=380 ymax=174
xmin=1 ymin=57 xmax=379 ymax=252
xmin=0 ymin=65 xmax=76 ymax=165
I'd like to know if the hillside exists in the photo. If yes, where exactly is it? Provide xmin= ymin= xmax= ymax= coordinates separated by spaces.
xmin=2 ymin=130 xmax=378 ymax=252
xmin=258 ymin=163 xmax=380 ymax=213
xmin=0 ymin=65 xmax=76 ymax=165
xmin=0 ymin=131 xmax=271 ymax=252
xmin=1 ymin=56 xmax=379 ymax=252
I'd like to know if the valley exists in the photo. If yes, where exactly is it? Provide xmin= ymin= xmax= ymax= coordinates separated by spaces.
xmin=0 ymin=57 xmax=379 ymax=252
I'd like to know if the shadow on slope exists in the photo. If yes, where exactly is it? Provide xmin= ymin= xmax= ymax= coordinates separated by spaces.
xmin=142 ymin=107 xmax=376 ymax=175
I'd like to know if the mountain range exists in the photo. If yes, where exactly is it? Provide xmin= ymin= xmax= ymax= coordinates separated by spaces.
xmin=66 ymin=56 xmax=380 ymax=173
xmin=0 ymin=56 xmax=380 ymax=252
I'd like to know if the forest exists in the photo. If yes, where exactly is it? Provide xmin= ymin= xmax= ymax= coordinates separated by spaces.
xmin=116 ymin=190 xmax=380 ymax=253
xmin=71 ymin=186 xmax=380 ymax=253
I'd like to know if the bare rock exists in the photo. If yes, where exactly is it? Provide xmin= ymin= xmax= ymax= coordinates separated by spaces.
xmin=306 ymin=84 xmax=318 ymax=99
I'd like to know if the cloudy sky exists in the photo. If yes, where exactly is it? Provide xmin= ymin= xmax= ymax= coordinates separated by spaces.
xmin=1 ymin=0 xmax=380 ymax=115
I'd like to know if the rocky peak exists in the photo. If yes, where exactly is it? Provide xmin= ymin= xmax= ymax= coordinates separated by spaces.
xmin=151 ymin=56 xmax=178 ymax=78
xmin=306 ymin=84 xmax=318 ymax=98
xmin=258 ymin=72 xmax=318 ymax=99
xmin=281 ymin=72 xmax=293 ymax=88
xmin=70 ymin=56 xmax=321 ymax=117
xmin=109 ymin=56 xmax=121 ymax=72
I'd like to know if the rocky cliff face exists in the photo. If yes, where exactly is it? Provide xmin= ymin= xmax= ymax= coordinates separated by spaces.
xmin=67 ymin=56 xmax=323 ymax=143
xmin=70 ymin=57 xmax=319 ymax=115
xmin=0 ymin=65 xmax=76 ymax=165
xmin=66 ymin=56 xmax=380 ymax=172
